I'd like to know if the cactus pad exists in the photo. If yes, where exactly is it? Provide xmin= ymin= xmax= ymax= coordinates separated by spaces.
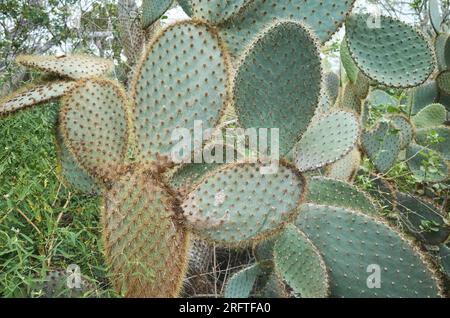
xmin=60 ymin=78 xmax=129 ymax=182
xmin=406 ymin=143 xmax=449 ymax=183
xmin=435 ymin=33 xmax=450 ymax=71
xmin=409 ymin=81 xmax=439 ymax=115
xmin=16 ymin=54 xmax=113 ymax=80
xmin=306 ymin=177 xmax=378 ymax=216
xmin=293 ymin=111 xmax=359 ymax=172
xmin=413 ymin=103 xmax=447 ymax=129
xmin=340 ymin=84 xmax=362 ymax=113
xmin=141 ymin=0 xmax=172 ymax=28
xmin=274 ymin=225 xmax=330 ymax=298
xmin=396 ymin=192 xmax=450 ymax=245
xmin=189 ymin=0 xmax=248 ymax=24
xmin=55 ymin=129 xmax=100 ymax=195
xmin=132 ymin=21 xmax=231 ymax=164
xmin=178 ymin=0 xmax=193 ymax=16
xmin=361 ymin=121 xmax=402 ymax=173
xmin=0 ymin=81 xmax=76 ymax=116
xmin=326 ymin=149 xmax=361 ymax=182
xmin=181 ymin=163 xmax=305 ymax=245
xmin=324 ymin=71 xmax=340 ymax=107
xmin=296 ymin=204 xmax=443 ymax=298
xmin=345 ymin=14 xmax=434 ymax=88
xmin=233 ymin=20 xmax=322 ymax=156
xmin=437 ymin=71 xmax=450 ymax=95
xmin=102 ymin=166 xmax=189 ymax=297
xmin=390 ymin=115 xmax=414 ymax=149
xmin=219 ymin=0 xmax=356 ymax=58
xmin=416 ymin=127 xmax=450 ymax=160
xmin=224 ymin=263 xmax=262 ymax=298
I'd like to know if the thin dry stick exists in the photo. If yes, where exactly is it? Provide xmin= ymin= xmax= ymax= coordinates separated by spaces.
xmin=16 ymin=208 xmax=42 ymax=236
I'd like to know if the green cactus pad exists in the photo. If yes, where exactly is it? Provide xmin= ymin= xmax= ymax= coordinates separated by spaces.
xmin=233 ymin=20 xmax=322 ymax=156
xmin=324 ymin=72 xmax=340 ymax=107
xmin=362 ymin=174 xmax=397 ymax=211
xmin=305 ymin=177 xmax=378 ymax=216
xmin=142 ymin=0 xmax=172 ymax=28
xmin=293 ymin=111 xmax=359 ymax=172
xmin=178 ymin=0 xmax=193 ymax=16
xmin=55 ymin=129 xmax=100 ymax=195
xmin=326 ymin=149 xmax=361 ymax=182
xmin=340 ymin=84 xmax=362 ymax=113
xmin=430 ymin=0 xmax=443 ymax=33
xmin=132 ymin=21 xmax=231 ymax=164
xmin=258 ymin=273 xmax=287 ymax=298
xmin=224 ymin=263 xmax=262 ymax=298
xmin=416 ymin=127 xmax=450 ymax=160
xmin=253 ymin=238 xmax=276 ymax=263
xmin=181 ymin=162 xmax=305 ymax=245
xmin=102 ymin=166 xmax=190 ymax=297
xmin=361 ymin=121 xmax=402 ymax=173
xmin=189 ymin=0 xmax=248 ymax=24
xmin=413 ymin=103 xmax=447 ymax=129
xmin=409 ymin=81 xmax=439 ymax=115
xmin=296 ymin=204 xmax=443 ymax=298
xmin=60 ymin=78 xmax=129 ymax=182
xmin=118 ymin=0 xmax=146 ymax=65
xmin=390 ymin=115 xmax=414 ymax=149
xmin=396 ymin=192 xmax=450 ymax=245
xmin=345 ymin=14 xmax=434 ymax=88
xmin=219 ymin=0 xmax=356 ymax=58
xmin=16 ymin=54 xmax=113 ymax=80
xmin=406 ymin=143 xmax=449 ymax=183
xmin=274 ymin=225 xmax=330 ymax=298
xmin=437 ymin=71 xmax=450 ymax=95
xmin=438 ymin=91 xmax=450 ymax=112
xmin=435 ymin=33 xmax=450 ymax=71
xmin=0 ymin=81 xmax=76 ymax=116
xmin=341 ymin=38 xmax=359 ymax=83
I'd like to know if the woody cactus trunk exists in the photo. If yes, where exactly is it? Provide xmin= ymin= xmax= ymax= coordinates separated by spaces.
xmin=1 ymin=0 xmax=449 ymax=298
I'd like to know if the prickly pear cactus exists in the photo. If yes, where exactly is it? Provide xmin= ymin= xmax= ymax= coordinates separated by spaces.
xmin=2 ymin=0 xmax=450 ymax=300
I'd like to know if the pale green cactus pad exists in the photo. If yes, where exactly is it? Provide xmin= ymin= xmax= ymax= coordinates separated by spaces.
xmin=361 ymin=121 xmax=402 ymax=173
xmin=437 ymin=71 xmax=450 ymax=95
xmin=219 ymin=0 xmax=356 ymax=58
xmin=0 ymin=81 xmax=76 ymax=116
xmin=413 ymin=103 xmax=447 ymax=129
xmin=60 ymin=78 xmax=129 ymax=182
xmin=341 ymin=38 xmax=359 ymax=83
xmin=224 ymin=263 xmax=262 ymax=298
xmin=102 ymin=166 xmax=190 ymax=297
xmin=305 ymin=177 xmax=378 ymax=216
xmin=141 ymin=0 xmax=173 ymax=28
xmin=178 ymin=0 xmax=193 ymax=16
xmin=396 ymin=192 xmax=450 ymax=245
xmin=406 ymin=143 xmax=449 ymax=183
xmin=296 ymin=204 xmax=443 ymax=298
xmin=293 ymin=111 xmax=359 ymax=172
xmin=16 ymin=54 xmax=113 ymax=80
xmin=233 ymin=20 xmax=322 ymax=156
xmin=340 ymin=84 xmax=362 ymax=113
xmin=415 ymin=127 xmax=450 ymax=160
xmin=435 ymin=33 xmax=450 ymax=71
xmin=409 ymin=81 xmax=439 ymax=115
xmin=345 ymin=14 xmax=435 ymax=88
xmin=274 ymin=225 xmax=330 ymax=298
xmin=324 ymin=71 xmax=340 ymax=107
xmin=390 ymin=115 xmax=414 ymax=149
xmin=181 ymin=163 xmax=305 ymax=245
xmin=430 ymin=0 xmax=443 ymax=33
xmin=55 ymin=128 xmax=100 ymax=195
xmin=132 ymin=21 xmax=231 ymax=164
xmin=326 ymin=149 xmax=361 ymax=182
xmin=189 ymin=0 xmax=248 ymax=24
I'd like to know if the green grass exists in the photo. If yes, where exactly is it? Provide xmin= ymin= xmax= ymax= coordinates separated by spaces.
xmin=0 ymin=103 xmax=118 ymax=297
